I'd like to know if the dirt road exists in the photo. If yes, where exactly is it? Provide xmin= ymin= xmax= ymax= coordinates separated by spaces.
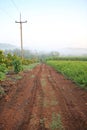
xmin=0 ymin=64 xmax=87 ymax=130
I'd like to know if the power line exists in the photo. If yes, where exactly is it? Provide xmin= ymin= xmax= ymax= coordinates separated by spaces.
xmin=0 ymin=0 xmax=19 ymax=21
xmin=10 ymin=0 xmax=20 ymax=13
xmin=0 ymin=0 xmax=20 ymax=21
xmin=0 ymin=8 xmax=15 ymax=21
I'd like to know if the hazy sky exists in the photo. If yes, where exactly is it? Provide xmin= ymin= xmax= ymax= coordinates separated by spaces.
xmin=0 ymin=0 xmax=87 ymax=51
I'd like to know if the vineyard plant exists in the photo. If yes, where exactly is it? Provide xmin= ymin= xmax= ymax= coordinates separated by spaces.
xmin=47 ymin=60 xmax=87 ymax=89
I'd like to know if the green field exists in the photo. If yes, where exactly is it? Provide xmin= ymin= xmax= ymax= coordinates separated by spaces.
xmin=47 ymin=60 xmax=87 ymax=89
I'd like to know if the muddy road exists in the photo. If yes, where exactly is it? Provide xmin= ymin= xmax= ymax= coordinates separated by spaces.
xmin=0 ymin=64 xmax=87 ymax=130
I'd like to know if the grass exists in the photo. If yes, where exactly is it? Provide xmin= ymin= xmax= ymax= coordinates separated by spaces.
xmin=0 ymin=72 xmax=6 ymax=81
xmin=41 ymin=78 xmax=47 ymax=87
xmin=50 ymin=113 xmax=64 ymax=130
xmin=40 ymin=118 xmax=45 ymax=127
xmin=50 ymin=100 xmax=58 ymax=106
xmin=31 ymin=74 xmax=35 ymax=78
xmin=23 ymin=63 xmax=39 ymax=71
xmin=43 ymin=100 xmax=58 ymax=107
xmin=0 ymin=86 xmax=5 ymax=96
xmin=14 ymin=75 xmax=22 ymax=80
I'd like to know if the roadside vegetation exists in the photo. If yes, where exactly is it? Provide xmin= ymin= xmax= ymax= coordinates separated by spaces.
xmin=47 ymin=60 xmax=87 ymax=89
xmin=0 ymin=50 xmax=38 ymax=81
xmin=50 ymin=113 xmax=64 ymax=130
xmin=23 ymin=63 xmax=39 ymax=71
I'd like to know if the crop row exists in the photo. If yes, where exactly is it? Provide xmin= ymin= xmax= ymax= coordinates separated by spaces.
xmin=47 ymin=60 xmax=87 ymax=89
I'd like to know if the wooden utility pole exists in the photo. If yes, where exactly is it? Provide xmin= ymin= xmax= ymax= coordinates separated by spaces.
xmin=15 ymin=13 xmax=27 ymax=59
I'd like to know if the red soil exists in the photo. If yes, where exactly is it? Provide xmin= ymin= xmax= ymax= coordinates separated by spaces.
xmin=0 ymin=64 xmax=87 ymax=130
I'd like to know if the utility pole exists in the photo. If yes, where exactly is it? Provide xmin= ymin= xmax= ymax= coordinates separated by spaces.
xmin=15 ymin=13 xmax=27 ymax=59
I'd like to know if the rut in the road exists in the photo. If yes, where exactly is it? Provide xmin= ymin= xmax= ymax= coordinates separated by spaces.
xmin=0 ymin=64 xmax=87 ymax=130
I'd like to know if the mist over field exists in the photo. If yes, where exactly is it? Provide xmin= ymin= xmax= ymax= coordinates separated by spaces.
xmin=0 ymin=43 xmax=87 ymax=57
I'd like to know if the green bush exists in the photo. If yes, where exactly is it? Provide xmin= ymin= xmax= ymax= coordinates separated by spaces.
xmin=12 ymin=59 xmax=22 ymax=73
xmin=0 ymin=64 xmax=8 ymax=73
xmin=0 ymin=64 xmax=8 ymax=80
xmin=22 ymin=59 xmax=37 ymax=65
xmin=0 ymin=72 xmax=5 ymax=80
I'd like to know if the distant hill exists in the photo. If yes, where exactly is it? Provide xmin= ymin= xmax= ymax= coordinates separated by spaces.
xmin=0 ymin=43 xmax=17 ymax=50
xmin=58 ymin=48 xmax=87 ymax=56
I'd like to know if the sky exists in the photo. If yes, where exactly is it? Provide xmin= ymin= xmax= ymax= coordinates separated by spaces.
xmin=0 ymin=0 xmax=87 ymax=52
